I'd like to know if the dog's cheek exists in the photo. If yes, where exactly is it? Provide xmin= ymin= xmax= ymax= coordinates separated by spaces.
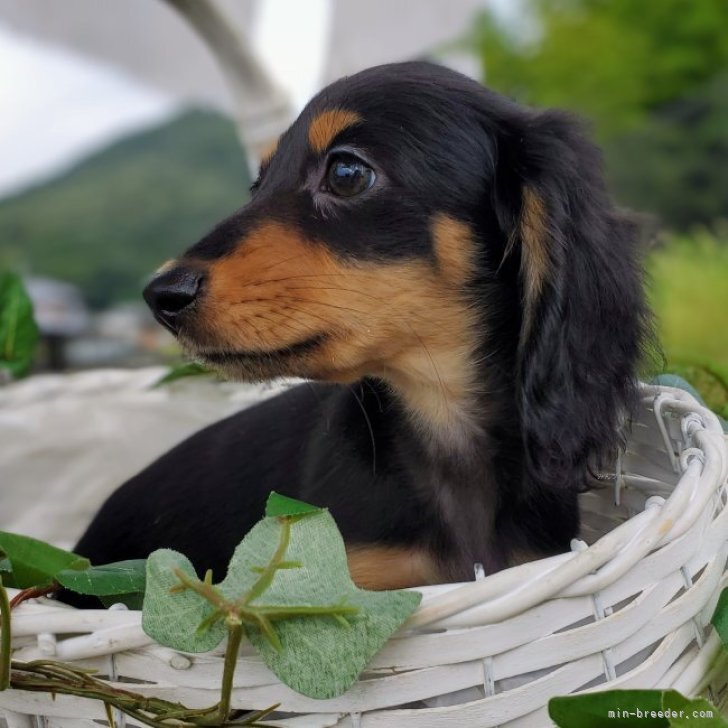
xmin=195 ymin=222 xmax=343 ymax=350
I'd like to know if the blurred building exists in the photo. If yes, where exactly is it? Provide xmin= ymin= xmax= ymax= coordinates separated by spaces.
xmin=23 ymin=278 xmax=175 ymax=371
xmin=24 ymin=276 xmax=90 ymax=369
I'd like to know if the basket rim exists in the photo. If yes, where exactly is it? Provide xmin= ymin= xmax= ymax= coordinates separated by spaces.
xmin=3 ymin=382 xmax=728 ymax=727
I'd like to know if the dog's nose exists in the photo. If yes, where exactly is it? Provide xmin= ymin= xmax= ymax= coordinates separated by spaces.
xmin=143 ymin=267 xmax=203 ymax=333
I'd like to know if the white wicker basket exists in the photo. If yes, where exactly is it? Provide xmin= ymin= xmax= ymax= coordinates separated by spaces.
xmin=2 ymin=383 xmax=727 ymax=728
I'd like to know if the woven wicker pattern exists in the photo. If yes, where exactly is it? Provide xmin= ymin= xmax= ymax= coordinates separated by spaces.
xmin=1 ymin=383 xmax=727 ymax=728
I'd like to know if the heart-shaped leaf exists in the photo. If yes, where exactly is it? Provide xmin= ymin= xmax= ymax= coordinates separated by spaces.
xmin=142 ymin=509 xmax=421 ymax=698
xmin=236 ymin=512 xmax=421 ymax=698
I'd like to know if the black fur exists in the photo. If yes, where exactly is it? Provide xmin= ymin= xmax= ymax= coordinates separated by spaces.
xmin=70 ymin=62 xmax=650 ymax=603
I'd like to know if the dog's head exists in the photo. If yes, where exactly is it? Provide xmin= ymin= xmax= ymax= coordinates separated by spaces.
xmin=144 ymin=61 xmax=649 ymax=486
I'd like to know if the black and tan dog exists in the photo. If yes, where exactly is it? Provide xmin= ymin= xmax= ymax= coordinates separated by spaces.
xmin=74 ymin=62 xmax=649 ymax=593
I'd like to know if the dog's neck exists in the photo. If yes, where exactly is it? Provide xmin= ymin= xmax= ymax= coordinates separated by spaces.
xmin=361 ymin=370 xmax=507 ymax=578
xmin=368 ymin=327 xmax=520 ymax=577
xmin=378 ymin=332 xmax=486 ymax=454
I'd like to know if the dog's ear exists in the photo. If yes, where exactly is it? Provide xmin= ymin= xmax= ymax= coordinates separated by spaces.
xmin=496 ymin=110 xmax=650 ymax=492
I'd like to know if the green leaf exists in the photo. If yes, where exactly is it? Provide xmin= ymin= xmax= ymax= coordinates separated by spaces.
xmin=549 ymin=690 xmax=728 ymax=727
xmin=662 ymin=691 xmax=728 ymax=727
xmin=0 ymin=532 xmax=89 ymax=589
xmin=0 ymin=272 xmax=39 ymax=379
xmin=153 ymin=361 xmax=212 ymax=387
xmin=265 ymin=492 xmax=323 ymax=518
xmin=142 ymin=550 xmax=226 ymax=653
xmin=56 ymin=559 xmax=146 ymax=596
xmin=142 ymin=511 xmax=421 ymax=698
xmin=550 ymin=690 xmax=666 ymax=727
xmin=0 ymin=558 xmax=10 ymax=574
xmin=711 ymin=586 xmax=728 ymax=648
xmin=237 ymin=513 xmax=420 ymax=698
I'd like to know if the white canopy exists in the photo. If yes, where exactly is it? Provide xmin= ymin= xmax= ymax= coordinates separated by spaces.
xmin=0 ymin=0 xmax=486 ymax=151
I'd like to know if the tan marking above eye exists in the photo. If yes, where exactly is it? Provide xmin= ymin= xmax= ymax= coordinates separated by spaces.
xmin=308 ymin=108 xmax=362 ymax=153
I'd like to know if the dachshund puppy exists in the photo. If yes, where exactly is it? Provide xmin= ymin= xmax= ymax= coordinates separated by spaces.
xmin=74 ymin=61 xmax=649 ymax=593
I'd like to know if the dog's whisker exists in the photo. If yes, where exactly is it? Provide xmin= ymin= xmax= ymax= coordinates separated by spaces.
xmin=348 ymin=384 xmax=377 ymax=477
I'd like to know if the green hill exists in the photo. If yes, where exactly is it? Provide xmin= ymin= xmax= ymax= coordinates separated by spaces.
xmin=0 ymin=110 xmax=251 ymax=308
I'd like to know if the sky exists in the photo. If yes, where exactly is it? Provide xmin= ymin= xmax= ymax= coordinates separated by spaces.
xmin=0 ymin=22 xmax=177 ymax=200
xmin=0 ymin=1 xmax=517 ymax=202
xmin=0 ymin=1 xmax=333 ymax=202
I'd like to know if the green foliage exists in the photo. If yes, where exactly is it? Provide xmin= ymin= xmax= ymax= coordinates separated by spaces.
xmin=647 ymin=230 xmax=728 ymax=418
xmin=469 ymin=0 xmax=728 ymax=229
xmin=0 ymin=272 xmax=39 ymax=379
xmin=0 ymin=111 xmax=251 ymax=308
xmin=0 ymin=532 xmax=146 ymax=608
xmin=265 ymin=490 xmax=323 ymax=518
xmin=153 ymin=361 xmax=214 ymax=387
xmin=143 ymin=501 xmax=421 ymax=699
xmin=711 ymin=586 xmax=728 ymax=649
xmin=472 ymin=0 xmax=728 ymax=137
xmin=549 ymin=689 xmax=727 ymax=727
xmin=56 ymin=559 xmax=146 ymax=600
xmin=605 ymin=73 xmax=728 ymax=230
xmin=0 ymin=497 xmax=420 ymax=719
xmin=471 ymin=7 xmax=648 ymax=137
xmin=0 ymin=532 xmax=89 ymax=589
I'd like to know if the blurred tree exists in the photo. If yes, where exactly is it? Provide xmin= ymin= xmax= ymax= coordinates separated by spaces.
xmin=470 ymin=0 xmax=728 ymax=228
xmin=605 ymin=72 xmax=728 ymax=230
xmin=0 ymin=111 xmax=251 ymax=308
xmin=473 ymin=0 xmax=728 ymax=138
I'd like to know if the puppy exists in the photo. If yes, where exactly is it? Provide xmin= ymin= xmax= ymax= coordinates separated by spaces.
xmin=74 ymin=62 xmax=649 ymax=594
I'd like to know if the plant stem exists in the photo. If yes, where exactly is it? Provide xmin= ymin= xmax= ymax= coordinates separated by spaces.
xmin=215 ymin=623 xmax=245 ymax=724
xmin=9 ymin=583 xmax=59 ymax=609
xmin=0 ymin=578 xmax=11 ymax=690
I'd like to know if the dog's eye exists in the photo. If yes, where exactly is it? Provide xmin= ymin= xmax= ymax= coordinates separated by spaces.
xmin=324 ymin=154 xmax=375 ymax=197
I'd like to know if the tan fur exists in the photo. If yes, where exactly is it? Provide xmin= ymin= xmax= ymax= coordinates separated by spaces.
xmin=308 ymin=109 xmax=362 ymax=153
xmin=346 ymin=545 xmax=441 ymax=589
xmin=195 ymin=218 xmax=481 ymax=444
xmin=519 ymin=188 xmax=550 ymax=328
xmin=431 ymin=213 xmax=477 ymax=285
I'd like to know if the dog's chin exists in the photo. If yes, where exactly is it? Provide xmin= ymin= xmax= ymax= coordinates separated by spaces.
xmin=181 ymin=331 xmax=331 ymax=383
xmin=196 ymin=351 xmax=303 ymax=382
